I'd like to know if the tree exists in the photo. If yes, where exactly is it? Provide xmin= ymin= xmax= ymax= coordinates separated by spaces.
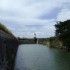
xmin=55 ymin=20 xmax=70 ymax=49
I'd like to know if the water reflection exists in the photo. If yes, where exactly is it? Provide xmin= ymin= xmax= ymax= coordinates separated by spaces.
xmin=14 ymin=44 xmax=70 ymax=70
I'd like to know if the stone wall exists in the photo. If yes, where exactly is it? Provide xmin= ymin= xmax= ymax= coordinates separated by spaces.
xmin=0 ymin=30 xmax=19 ymax=70
xmin=19 ymin=38 xmax=46 ymax=44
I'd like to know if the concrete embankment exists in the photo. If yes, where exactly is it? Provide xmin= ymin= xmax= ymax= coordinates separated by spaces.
xmin=0 ymin=30 xmax=19 ymax=70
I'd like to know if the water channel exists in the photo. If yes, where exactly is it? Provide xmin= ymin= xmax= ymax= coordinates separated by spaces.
xmin=14 ymin=44 xmax=70 ymax=70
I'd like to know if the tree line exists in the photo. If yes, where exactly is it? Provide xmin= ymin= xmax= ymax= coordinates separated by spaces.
xmin=55 ymin=20 xmax=70 ymax=50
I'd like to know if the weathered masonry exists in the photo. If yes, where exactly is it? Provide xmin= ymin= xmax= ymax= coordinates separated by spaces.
xmin=0 ymin=30 xmax=18 ymax=70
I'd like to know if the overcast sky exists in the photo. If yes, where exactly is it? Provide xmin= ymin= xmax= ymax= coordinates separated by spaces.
xmin=0 ymin=0 xmax=70 ymax=38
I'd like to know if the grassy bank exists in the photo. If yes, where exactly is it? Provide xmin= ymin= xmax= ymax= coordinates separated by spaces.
xmin=43 ymin=37 xmax=63 ymax=49
xmin=0 ymin=23 xmax=13 ymax=37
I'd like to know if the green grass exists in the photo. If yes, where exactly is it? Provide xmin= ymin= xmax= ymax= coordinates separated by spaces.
xmin=0 ymin=23 xmax=16 ymax=38
xmin=43 ymin=37 xmax=63 ymax=48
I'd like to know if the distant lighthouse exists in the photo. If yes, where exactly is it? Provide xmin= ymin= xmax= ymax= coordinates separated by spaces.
xmin=34 ymin=33 xmax=37 ymax=44
xmin=34 ymin=33 xmax=36 ymax=37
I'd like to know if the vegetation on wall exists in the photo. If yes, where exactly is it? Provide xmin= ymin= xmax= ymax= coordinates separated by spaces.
xmin=55 ymin=20 xmax=70 ymax=49
xmin=0 ymin=23 xmax=16 ymax=38
xmin=44 ymin=20 xmax=70 ymax=50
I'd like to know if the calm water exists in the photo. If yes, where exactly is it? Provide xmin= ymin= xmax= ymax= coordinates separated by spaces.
xmin=14 ymin=44 xmax=70 ymax=70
